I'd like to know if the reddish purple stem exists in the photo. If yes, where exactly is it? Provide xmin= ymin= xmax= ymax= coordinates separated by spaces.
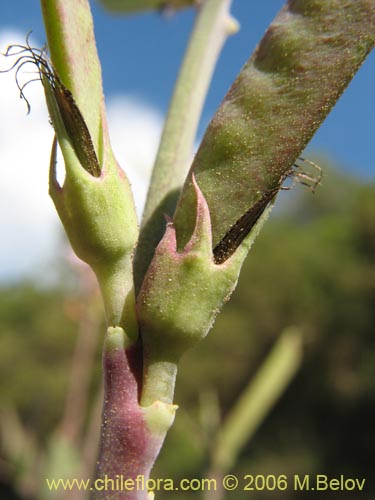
xmin=91 ymin=344 xmax=163 ymax=500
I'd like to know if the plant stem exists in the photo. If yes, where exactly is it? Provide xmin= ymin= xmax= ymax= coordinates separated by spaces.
xmin=94 ymin=257 xmax=138 ymax=340
xmin=141 ymin=358 xmax=178 ymax=407
xmin=92 ymin=328 xmax=176 ymax=500
xmin=134 ymin=0 xmax=238 ymax=290
xmin=91 ymin=330 xmax=148 ymax=500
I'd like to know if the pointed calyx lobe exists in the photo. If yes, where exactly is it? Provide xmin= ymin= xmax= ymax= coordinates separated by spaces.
xmin=172 ymin=0 xmax=375 ymax=251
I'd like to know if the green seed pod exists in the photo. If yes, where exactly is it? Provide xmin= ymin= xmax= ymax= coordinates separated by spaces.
xmin=173 ymin=0 xmax=375 ymax=251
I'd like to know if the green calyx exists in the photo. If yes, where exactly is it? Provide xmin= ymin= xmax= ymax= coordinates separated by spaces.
xmin=137 ymin=175 xmax=273 ymax=362
xmin=49 ymin=138 xmax=138 ymax=270
xmin=42 ymin=56 xmax=138 ymax=272
xmin=45 ymin=75 xmax=138 ymax=336
xmin=49 ymin=133 xmax=138 ymax=336
xmin=39 ymin=0 xmax=139 ymax=335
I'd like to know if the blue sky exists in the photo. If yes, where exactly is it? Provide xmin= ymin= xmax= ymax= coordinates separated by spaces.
xmin=1 ymin=0 xmax=374 ymax=176
xmin=0 ymin=1 xmax=374 ymax=282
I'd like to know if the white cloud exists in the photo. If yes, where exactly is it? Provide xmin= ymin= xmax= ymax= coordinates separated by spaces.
xmin=0 ymin=30 xmax=58 ymax=283
xmin=0 ymin=30 xmax=163 ymax=283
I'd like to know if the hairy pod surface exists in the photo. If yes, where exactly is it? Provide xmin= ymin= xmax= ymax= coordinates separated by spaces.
xmin=173 ymin=0 xmax=375 ymax=250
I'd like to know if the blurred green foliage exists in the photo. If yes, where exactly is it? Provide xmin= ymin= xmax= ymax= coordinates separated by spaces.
xmin=0 ymin=164 xmax=374 ymax=499
xmin=0 ymin=285 xmax=77 ymax=435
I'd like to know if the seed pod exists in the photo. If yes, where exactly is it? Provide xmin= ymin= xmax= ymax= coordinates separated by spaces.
xmin=173 ymin=0 xmax=375 ymax=252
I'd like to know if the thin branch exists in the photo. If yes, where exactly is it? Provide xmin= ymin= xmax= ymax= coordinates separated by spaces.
xmin=134 ymin=0 xmax=238 ymax=290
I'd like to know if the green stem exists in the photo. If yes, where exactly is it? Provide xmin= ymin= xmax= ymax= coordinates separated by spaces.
xmin=134 ymin=0 xmax=238 ymax=290
xmin=141 ymin=357 xmax=178 ymax=407
xmin=94 ymin=258 xmax=138 ymax=341
xmin=144 ymin=0 xmax=237 ymax=214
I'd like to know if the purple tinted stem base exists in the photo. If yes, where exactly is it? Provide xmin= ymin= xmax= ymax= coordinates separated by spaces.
xmin=90 ymin=339 xmax=166 ymax=500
